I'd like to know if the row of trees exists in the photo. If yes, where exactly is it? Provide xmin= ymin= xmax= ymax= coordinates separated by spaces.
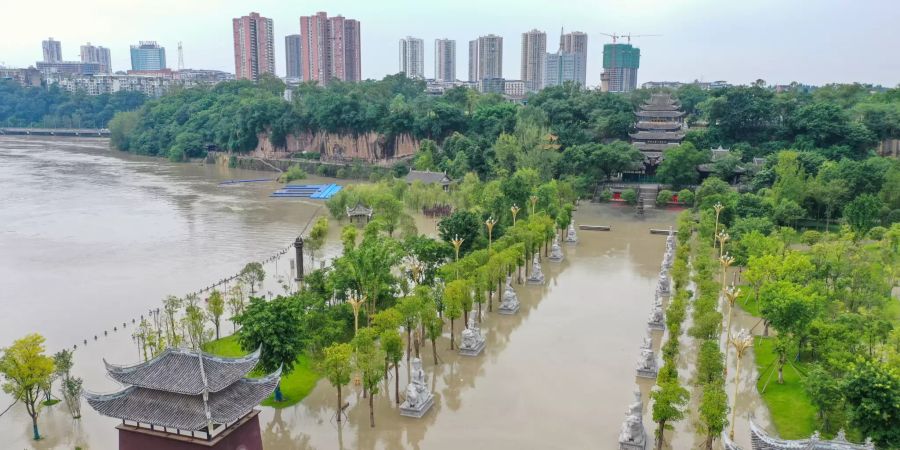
xmin=0 ymin=80 xmax=146 ymax=128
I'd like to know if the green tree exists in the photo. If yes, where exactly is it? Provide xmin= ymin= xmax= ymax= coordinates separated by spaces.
xmin=353 ymin=328 xmax=386 ymax=428
xmin=206 ymin=289 xmax=225 ymax=340
xmin=381 ymin=330 xmax=404 ymax=405
xmin=423 ymin=304 xmax=444 ymax=365
xmin=651 ymin=379 xmax=690 ymax=450
xmin=307 ymin=216 xmax=329 ymax=264
xmin=438 ymin=210 xmax=481 ymax=255
xmin=803 ymin=364 xmax=841 ymax=430
xmin=444 ymin=290 xmax=463 ymax=350
xmin=590 ymin=141 xmax=643 ymax=182
xmin=322 ymin=343 xmax=353 ymax=423
xmin=842 ymin=360 xmax=900 ymax=447
xmin=0 ymin=334 xmax=56 ymax=440
xmin=844 ymin=193 xmax=884 ymax=234
xmin=698 ymin=383 xmax=729 ymax=450
xmin=239 ymin=262 xmax=266 ymax=294
xmin=341 ymin=224 xmax=358 ymax=252
xmin=234 ymin=296 xmax=303 ymax=402
xmin=656 ymin=143 xmax=709 ymax=188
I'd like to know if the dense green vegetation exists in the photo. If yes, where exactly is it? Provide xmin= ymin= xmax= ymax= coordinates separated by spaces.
xmin=0 ymin=80 xmax=146 ymax=128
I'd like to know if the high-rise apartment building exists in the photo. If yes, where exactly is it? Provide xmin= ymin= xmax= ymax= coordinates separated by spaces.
xmin=544 ymin=51 xmax=576 ymax=88
xmin=299 ymin=12 xmax=361 ymax=85
xmin=42 ymin=38 xmax=62 ymax=63
xmin=398 ymin=36 xmax=425 ymax=79
xmin=434 ymin=39 xmax=456 ymax=82
xmin=560 ymin=31 xmax=588 ymax=86
xmin=285 ymin=34 xmax=302 ymax=80
xmin=602 ymin=43 xmax=640 ymax=92
xmin=520 ymin=29 xmax=546 ymax=92
xmin=130 ymin=41 xmax=167 ymax=71
xmin=468 ymin=34 xmax=502 ymax=82
xmin=232 ymin=12 xmax=275 ymax=81
xmin=80 ymin=43 xmax=112 ymax=74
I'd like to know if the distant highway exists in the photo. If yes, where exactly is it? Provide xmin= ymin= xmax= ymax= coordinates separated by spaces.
xmin=0 ymin=127 xmax=110 ymax=137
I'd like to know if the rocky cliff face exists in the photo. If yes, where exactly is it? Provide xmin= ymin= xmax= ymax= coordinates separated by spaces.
xmin=254 ymin=131 xmax=419 ymax=162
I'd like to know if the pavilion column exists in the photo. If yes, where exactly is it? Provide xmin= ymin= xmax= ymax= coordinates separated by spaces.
xmin=294 ymin=237 xmax=304 ymax=282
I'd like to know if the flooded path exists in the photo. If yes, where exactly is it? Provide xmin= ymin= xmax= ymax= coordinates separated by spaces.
xmin=0 ymin=136 xmax=760 ymax=449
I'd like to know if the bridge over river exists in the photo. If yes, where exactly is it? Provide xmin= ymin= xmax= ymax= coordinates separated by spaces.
xmin=0 ymin=127 xmax=110 ymax=136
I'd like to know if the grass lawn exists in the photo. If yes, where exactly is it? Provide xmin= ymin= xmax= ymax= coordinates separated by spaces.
xmin=753 ymin=336 xmax=817 ymax=439
xmin=203 ymin=335 xmax=320 ymax=408
xmin=736 ymin=290 xmax=762 ymax=317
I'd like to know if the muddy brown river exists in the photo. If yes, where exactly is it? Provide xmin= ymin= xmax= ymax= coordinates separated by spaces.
xmin=0 ymin=137 xmax=769 ymax=449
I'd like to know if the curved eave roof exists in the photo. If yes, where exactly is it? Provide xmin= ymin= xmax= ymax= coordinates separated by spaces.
xmin=85 ymin=369 xmax=280 ymax=431
xmin=104 ymin=347 xmax=261 ymax=395
xmin=629 ymin=131 xmax=685 ymax=140
xmin=636 ymin=110 xmax=685 ymax=118
xmin=634 ymin=142 xmax=679 ymax=151
xmin=640 ymin=104 xmax=681 ymax=112
xmin=635 ymin=121 xmax=682 ymax=131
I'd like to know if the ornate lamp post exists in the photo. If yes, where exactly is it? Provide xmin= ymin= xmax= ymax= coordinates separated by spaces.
xmin=723 ymin=285 xmax=741 ymax=375
xmin=713 ymin=202 xmax=725 ymax=246
xmin=529 ymin=195 xmax=539 ymax=217
xmin=510 ymin=204 xmax=520 ymax=226
xmin=451 ymin=235 xmax=464 ymax=278
xmin=716 ymin=230 xmax=730 ymax=259
xmin=729 ymin=329 xmax=754 ymax=440
xmin=347 ymin=290 xmax=366 ymax=336
xmin=719 ymin=253 xmax=735 ymax=293
xmin=485 ymin=217 xmax=497 ymax=253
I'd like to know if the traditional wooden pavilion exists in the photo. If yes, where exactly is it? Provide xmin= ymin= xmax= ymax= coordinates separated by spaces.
xmin=630 ymin=93 xmax=686 ymax=172
xmin=85 ymin=347 xmax=280 ymax=450
xmin=346 ymin=203 xmax=373 ymax=223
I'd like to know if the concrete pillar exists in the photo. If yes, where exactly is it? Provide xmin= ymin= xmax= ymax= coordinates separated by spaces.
xmin=293 ymin=237 xmax=304 ymax=282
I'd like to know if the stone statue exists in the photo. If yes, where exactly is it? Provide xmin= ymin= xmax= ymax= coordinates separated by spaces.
xmin=400 ymin=357 xmax=434 ymax=417
xmin=648 ymin=304 xmax=664 ymax=330
xmin=549 ymin=237 xmax=564 ymax=262
xmin=565 ymin=220 xmax=578 ymax=244
xmin=619 ymin=390 xmax=646 ymax=449
xmin=640 ymin=331 xmax=652 ymax=350
xmin=656 ymin=269 xmax=670 ymax=295
xmin=499 ymin=275 xmax=520 ymax=314
xmin=459 ymin=311 xmax=486 ymax=356
xmin=636 ymin=348 xmax=658 ymax=379
xmin=527 ymin=252 xmax=545 ymax=284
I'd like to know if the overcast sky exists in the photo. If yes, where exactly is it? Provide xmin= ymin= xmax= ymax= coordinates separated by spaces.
xmin=2 ymin=0 xmax=898 ymax=87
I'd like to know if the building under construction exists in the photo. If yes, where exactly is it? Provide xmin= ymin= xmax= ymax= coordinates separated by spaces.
xmin=601 ymin=43 xmax=640 ymax=92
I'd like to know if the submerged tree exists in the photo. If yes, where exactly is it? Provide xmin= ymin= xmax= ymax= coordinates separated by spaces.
xmin=307 ymin=216 xmax=329 ymax=264
xmin=240 ymin=262 xmax=266 ymax=294
xmin=353 ymin=328 xmax=385 ymax=428
xmin=651 ymin=379 xmax=689 ymax=450
xmin=52 ymin=349 xmax=82 ymax=420
xmin=322 ymin=343 xmax=353 ymax=424
xmin=0 ymin=334 xmax=56 ymax=440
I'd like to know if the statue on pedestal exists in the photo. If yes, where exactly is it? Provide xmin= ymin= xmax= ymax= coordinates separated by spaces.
xmin=618 ymin=390 xmax=647 ymax=450
xmin=459 ymin=311 xmax=486 ymax=356
xmin=636 ymin=348 xmax=658 ymax=379
xmin=498 ymin=275 xmax=520 ymax=314
xmin=526 ymin=253 xmax=545 ymax=284
xmin=400 ymin=358 xmax=434 ymax=417
xmin=640 ymin=330 xmax=652 ymax=350
xmin=648 ymin=304 xmax=665 ymax=331
xmin=549 ymin=237 xmax=564 ymax=262
xmin=565 ymin=220 xmax=578 ymax=244
xmin=656 ymin=269 xmax=670 ymax=296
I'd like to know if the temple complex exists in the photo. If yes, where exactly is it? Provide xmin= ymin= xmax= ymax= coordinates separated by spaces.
xmin=85 ymin=347 xmax=280 ymax=450
xmin=630 ymin=93 xmax=685 ymax=172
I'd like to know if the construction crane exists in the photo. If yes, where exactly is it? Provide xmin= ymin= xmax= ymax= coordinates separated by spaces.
xmin=599 ymin=33 xmax=662 ymax=44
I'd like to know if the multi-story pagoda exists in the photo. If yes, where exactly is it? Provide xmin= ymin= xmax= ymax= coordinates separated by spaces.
xmin=631 ymin=93 xmax=686 ymax=171
xmin=85 ymin=347 xmax=279 ymax=450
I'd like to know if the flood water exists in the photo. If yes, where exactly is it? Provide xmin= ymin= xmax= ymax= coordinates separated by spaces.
xmin=0 ymin=137 xmax=767 ymax=449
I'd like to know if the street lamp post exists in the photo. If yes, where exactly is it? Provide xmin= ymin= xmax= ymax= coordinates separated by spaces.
xmin=347 ymin=290 xmax=365 ymax=336
xmin=485 ymin=217 xmax=497 ymax=253
xmin=719 ymin=253 xmax=735 ymax=293
xmin=529 ymin=195 xmax=538 ymax=217
xmin=451 ymin=235 xmax=464 ymax=278
xmin=723 ymin=285 xmax=741 ymax=376
xmin=717 ymin=230 xmax=730 ymax=259
xmin=713 ymin=202 xmax=725 ymax=247
xmin=510 ymin=204 xmax=520 ymax=226
xmin=729 ymin=329 xmax=754 ymax=440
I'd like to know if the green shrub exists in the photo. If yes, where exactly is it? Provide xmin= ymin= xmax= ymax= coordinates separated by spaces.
xmin=279 ymin=164 xmax=308 ymax=183
xmin=228 ymin=155 xmax=237 ymax=168
xmin=677 ymin=188 xmax=694 ymax=206
xmin=335 ymin=168 xmax=349 ymax=179
xmin=800 ymin=230 xmax=822 ymax=245
xmin=657 ymin=189 xmax=673 ymax=207
xmin=622 ymin=188 xmax=637 ymax=205
xmin=598 ymin=189 xmax=612 ymax=202
xmin=316 ymin=165 xmax=329 ymax=176
xmin=867 ymin=226 xmax=887 ymax=241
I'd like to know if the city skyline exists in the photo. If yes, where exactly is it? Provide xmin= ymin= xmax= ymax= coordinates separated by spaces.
xmin=2 ymin=0 xmax=898 ymax=87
